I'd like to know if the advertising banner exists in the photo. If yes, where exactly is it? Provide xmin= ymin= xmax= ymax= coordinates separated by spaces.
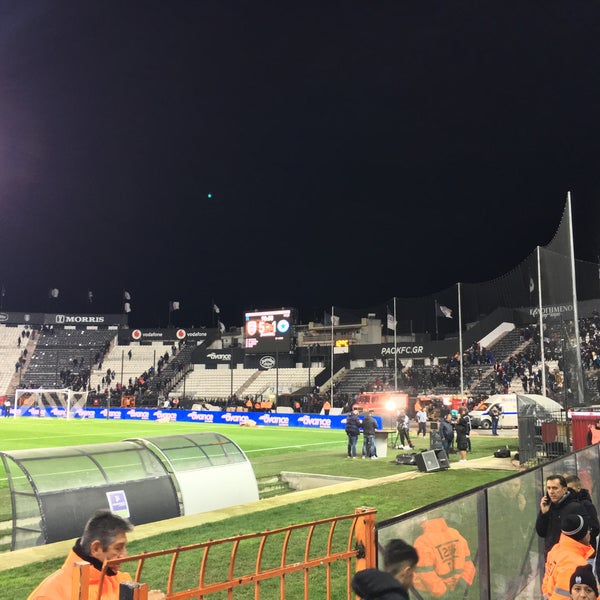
xmin=15 ymin=406 xmax=381 ymax=430
xmin=0 ymin=312 xmax=127 ymax=326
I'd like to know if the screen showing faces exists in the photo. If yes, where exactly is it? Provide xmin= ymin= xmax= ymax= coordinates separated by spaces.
xmin=244 ymin=309 xmax=293 ymax=353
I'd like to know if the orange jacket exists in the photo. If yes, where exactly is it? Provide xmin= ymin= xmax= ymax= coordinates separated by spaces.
xmin=28 ymin=548 xmax=132 ymax=600
xmin=413 ymin=517 xmax=476 ymax=598
xmin=542 ymin=533 xmax=594 ymax=599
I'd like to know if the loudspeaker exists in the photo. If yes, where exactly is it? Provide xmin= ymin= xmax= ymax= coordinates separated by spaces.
xmin=434 ymin=449 xmax=450 ymax=469
xmin=396 ymin=453 xmax=417 ymax=465
xmin=415 ymin=450 xmax=441 ymax=472
xmin=429 ymin=431 xmax=443 ymax=451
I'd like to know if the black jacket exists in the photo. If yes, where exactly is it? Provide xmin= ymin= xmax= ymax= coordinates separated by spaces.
xmin=345 ymin=413 xmax=361 ymax=436
xmin=571 ymin=488 xmax=600 ymax=546
xmin=361 ymin=415 xmax=377 ymax=436
xmin=535 ymin=491 xmax=585 ymax=554
xmin=352 ymin=569 xmax=410 ymax=600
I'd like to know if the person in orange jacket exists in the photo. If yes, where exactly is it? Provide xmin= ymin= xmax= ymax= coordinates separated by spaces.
xmin=542 ymin=513 xmax=595 ymax=600
xmin=412 ymin=516 xmax=476 ymax=597
xmin=28 ymin=510 xmax=165 ymax=600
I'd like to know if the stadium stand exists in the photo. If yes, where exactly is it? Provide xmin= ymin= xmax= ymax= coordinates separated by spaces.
xmin=0 ymin=326 xmax=34 ymax=396
xmin=171 ymin=366 xmax=320 ymax=403
xmin=21 ymin=329 xmax=115 ymax=391
xmin=88 ymin=343 xmax=159 ymax=391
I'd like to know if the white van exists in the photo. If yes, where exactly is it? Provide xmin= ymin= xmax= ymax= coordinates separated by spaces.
xmin=470 ymin=396 xmax=518 ymax=429
xmin=470 ymin=393 xmax=563 ymax=429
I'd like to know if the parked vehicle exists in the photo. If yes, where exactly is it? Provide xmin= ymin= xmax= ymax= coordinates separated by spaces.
xmin=352 ymin=392 xmax=409 ymax=414
xmin=470 ymin=394 xmax=563 ymax=429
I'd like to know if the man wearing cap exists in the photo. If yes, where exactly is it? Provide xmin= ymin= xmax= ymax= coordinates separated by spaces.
xmin=569 ymin=564 xmax=599 ymax=600
xmin=536 ymin=474 xmax=586 ymax=555
xmin=542 ymin=513 xmax=595 ymax=600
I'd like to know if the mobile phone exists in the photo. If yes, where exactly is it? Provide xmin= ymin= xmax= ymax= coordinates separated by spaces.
xmin=543 ymin=494 xmax=550 ymax=504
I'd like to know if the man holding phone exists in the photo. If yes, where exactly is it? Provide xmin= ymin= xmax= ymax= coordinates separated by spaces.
xmin=536 ymin=475 xmax=586 ymax=556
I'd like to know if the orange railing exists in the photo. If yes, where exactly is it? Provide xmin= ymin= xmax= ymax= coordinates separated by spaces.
xmin=74 ymin=507 xmax=377 ymax=600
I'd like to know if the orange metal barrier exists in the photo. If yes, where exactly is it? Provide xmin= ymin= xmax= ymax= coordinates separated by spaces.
xmin=75 ymin=507 xmax=377 ymax=600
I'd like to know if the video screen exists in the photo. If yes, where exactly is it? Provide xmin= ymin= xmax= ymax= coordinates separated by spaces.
xmin=244 ymin=308 xmax=293 ymax=353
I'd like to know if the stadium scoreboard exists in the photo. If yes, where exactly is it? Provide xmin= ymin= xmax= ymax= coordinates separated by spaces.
xmin=244 ymin=308 xmax=294 ymax=353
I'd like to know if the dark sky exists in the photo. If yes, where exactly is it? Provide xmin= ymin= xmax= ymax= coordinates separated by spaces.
xmin=2 ymin=1 xmax=600 ymax=328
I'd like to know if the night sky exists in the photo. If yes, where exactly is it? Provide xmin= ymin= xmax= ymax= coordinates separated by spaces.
xmin=2 ymin=1 xmax=600 ymax=328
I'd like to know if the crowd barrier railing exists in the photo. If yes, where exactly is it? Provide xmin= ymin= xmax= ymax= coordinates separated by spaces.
xmin=72 ymin=507 xmax=377 ymax=600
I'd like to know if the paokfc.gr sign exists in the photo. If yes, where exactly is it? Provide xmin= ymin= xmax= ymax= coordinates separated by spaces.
xmin=14 ymin=406 xmax=381 ymax=430
xmin=380 ymin=344 xmax=425 ymax=356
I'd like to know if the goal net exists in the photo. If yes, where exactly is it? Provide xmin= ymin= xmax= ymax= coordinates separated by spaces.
xmin=14 ymin=388 xmax=89 ymax=419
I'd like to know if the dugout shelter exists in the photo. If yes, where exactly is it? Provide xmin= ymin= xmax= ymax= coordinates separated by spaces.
xmin=0 ymin=432 xmax=258 ymax=550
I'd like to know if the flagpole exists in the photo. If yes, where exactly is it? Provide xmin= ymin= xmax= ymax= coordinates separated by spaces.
xmin=537 ymin=245 xmax=546 ymax=396
xmin=393 ymin=296 xmax=398 ymax=391
xmin=566 ymin=191 xmax=584 ymax=403
xmin=434 ymin=300 xmax=439 ymax=340
xmin=330 ymin=306 xmax=335 ymax=408
xmin=458 ymin=283 xmax=464 ymax=396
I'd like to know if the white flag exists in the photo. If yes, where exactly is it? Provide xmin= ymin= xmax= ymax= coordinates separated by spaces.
xmin=331 ymin=314 xmax=340 ymax=326
xmin=213 ymin=303 xmax=220 ymax=314
xmin=439 ymin=305 xmax=453 ymax=319
xmin=124 ymin=302 xmax=131 ymax=313
xmin=218 ymin=320 xmax=225 ymax=334
xmin=387 ymin=311 xmax=396 ymax=331
xmin=529 ymin=277 xmax=535 ymax=293
xmin=170 ymin=301 xmax=180 ymax=311
xmin=88 ymin=291 xmax=93 ymax=303
xmin=123 ymin=291 xmax=131 ymax=301
xmin=50 ymin=288 xmax=59 ymax=299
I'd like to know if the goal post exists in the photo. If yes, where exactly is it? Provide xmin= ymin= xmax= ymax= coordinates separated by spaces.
xmin=14 ymin=388 xmax=89 ymax=419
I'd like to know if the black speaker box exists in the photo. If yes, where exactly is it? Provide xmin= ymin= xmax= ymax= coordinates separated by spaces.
xmin=434 ymin=449 xmax=450 ymax=469
xmin=429 ymin=431 xmax=443 ymax=451
xmin=396 ymin=453 xmax=417 ymax=465
xmin=415 ymin=450 xmax=441 ymax=472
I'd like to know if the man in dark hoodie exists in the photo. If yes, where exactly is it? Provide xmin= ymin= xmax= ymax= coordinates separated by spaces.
xmin=352 ymin=539 xmax=418 ymax=600
xmin=565 ymin=474 xmax=600 ymax=551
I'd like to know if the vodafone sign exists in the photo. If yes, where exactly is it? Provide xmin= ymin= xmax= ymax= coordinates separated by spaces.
xmin=176 ymin=329 xmax=186 ymax=339
xmin=131 ymin=330 xmax=142 ymax=340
